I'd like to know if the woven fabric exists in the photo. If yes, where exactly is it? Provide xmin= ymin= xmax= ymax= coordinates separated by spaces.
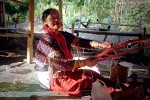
xmin=50 ymin=70 xmax=116 ymax=97
xmin=50 ymin=70 xmax=93 ymax=97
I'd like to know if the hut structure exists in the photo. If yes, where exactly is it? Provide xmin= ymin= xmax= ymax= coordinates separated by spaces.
xmin=0 ymin=0 xmax=63 ymax=64
xmin=0 ymin=0 xmax=149 ymax=100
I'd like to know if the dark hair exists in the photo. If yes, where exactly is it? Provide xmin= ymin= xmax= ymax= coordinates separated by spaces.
xmin=42 ymin=8 xmax=59 ymax=22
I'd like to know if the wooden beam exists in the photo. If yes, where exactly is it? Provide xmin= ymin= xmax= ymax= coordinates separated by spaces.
xmin=59 ymin=0 xmax=63 ymax=31
xmin=0 ymin=33 xmax=30 ymax=37
xmin=27 ymin=0 xmax=34 ymax=64
xmin=0 ymin=1 xmax=5 ymax=27
xmin=30 ymin=95 xmax=80 ymax=99
xmin=9 ymin=0 xmax=29 ymax=7
xmin=74 ymin=28 xmax=143 ymax=37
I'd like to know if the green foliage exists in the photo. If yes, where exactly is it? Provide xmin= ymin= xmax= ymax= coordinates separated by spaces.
xmin=5 ymin=0 xmax=28 ymax=21
xmin=5 ymin=2 xmax=17 ymax=16
xmin=62 ymin=0 xmax=116 ymax=25
xmin=34 ymin=0 xmax=58 ymax=20
xmin=4 ymin=0 xmax=149 ymax=32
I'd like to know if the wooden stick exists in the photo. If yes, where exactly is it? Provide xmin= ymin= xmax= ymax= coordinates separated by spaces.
xmin=0 ymin=33 xmax=30 ymax=38
xmin=9 ymin=0 xmax=29 ymax=7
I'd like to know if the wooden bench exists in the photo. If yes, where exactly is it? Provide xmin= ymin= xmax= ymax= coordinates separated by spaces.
xmin=73 ymin=28 xmax=143 ymax=38
xmin=0 ymin=28 xmax=30 ymax=38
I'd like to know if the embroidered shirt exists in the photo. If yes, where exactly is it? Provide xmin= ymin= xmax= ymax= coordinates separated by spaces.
xmin=34 ymin=31 xmax=93 ymax=71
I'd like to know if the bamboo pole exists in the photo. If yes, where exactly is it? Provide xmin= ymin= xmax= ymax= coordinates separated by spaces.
xmin=0 ymin=33 xmax=30 ymax=37
xmin=0 ymin=1 xmax=5 ymax=27
xmin=74 ymin=28 xmax=142 ymax=37
xmin=71 ymin=23 xmax=74 ymax=34
xmin=58 ymin=0 xmax=63 ymax=31
xmin=9 ymin=0 xmax=29 ymax=7
xmin=27 ymin=0 xmax=34 ymax=64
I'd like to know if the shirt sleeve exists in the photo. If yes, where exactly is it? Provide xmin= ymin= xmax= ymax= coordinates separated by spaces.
xmin=34 ymin=34 xmax=55 ymax=68
xmin=62 ymin=31 xmax=94 ymax=49
xmin=48 ymin=53 xmax=76 ymax=71
xmin=35 ymin=33 xmax=78 ymax=71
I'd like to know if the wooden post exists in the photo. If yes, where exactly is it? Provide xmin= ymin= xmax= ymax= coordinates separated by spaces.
xmin=71 ymin=23 xmax=74 ymax=34
xmin=138 ymin=17 xmax=144 ymax=58
xmin=58 ymin=0 xmax=63 ymax=31
xmin=0 ymin=1 xmax=5 ymax=27
xmin=27 ymin=0 xmax=34 ymax=64
xmin=78 ymin=14 xmax=82 ymax=28
xmin=138 ymin=17 xmax=142 ymax=33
